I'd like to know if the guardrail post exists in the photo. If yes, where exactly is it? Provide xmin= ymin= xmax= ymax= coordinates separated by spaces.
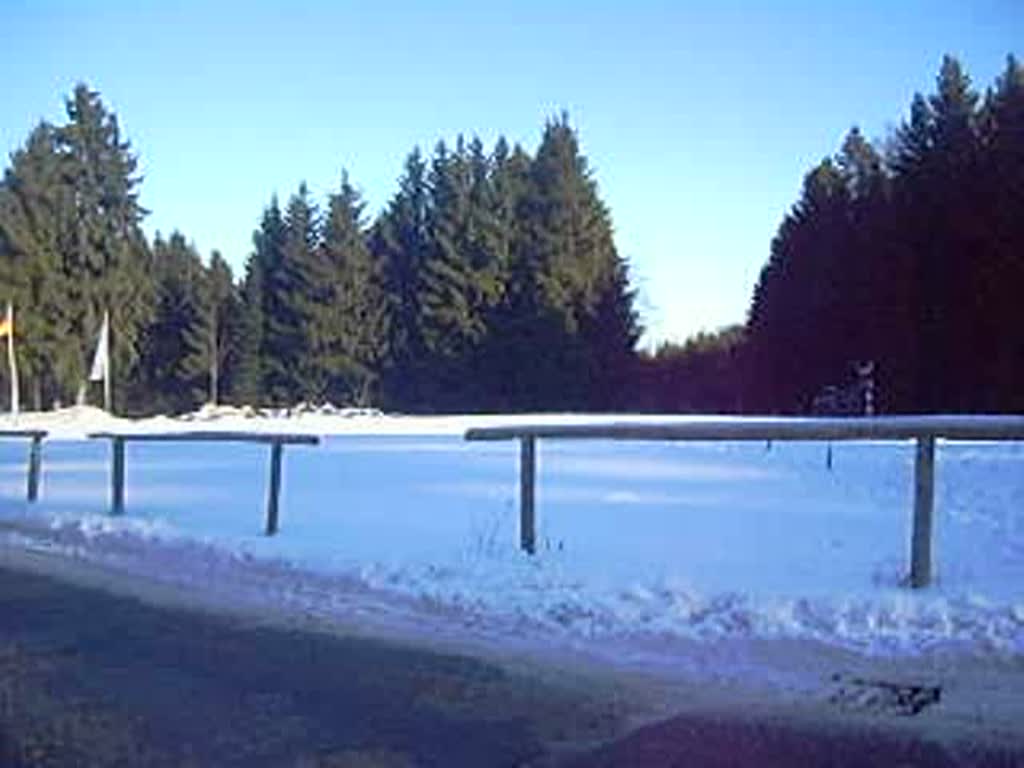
xmin=26 ymin=435 xmax=42 ymax=502
xmin=520 ymin=436 xmax=536 ymax=554
xmin=910 ymin=436 xmax=935 ymax=588
xmin=111 ymin=437 xmax=125 ymax=516
xmin=265 ymin=441 xmax=283 ymax=536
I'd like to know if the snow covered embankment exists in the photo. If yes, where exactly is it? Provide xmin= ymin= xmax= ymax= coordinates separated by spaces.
xmin=1 ymin=407 xmax=1023 ymax=675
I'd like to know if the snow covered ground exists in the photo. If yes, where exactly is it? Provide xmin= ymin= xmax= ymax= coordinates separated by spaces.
xmin=1 ymin=406 xmax=1022 ymax=690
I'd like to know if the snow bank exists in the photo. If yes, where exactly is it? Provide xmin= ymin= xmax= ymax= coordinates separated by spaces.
xmin=2 ymin=502 xmax=1021 ymax=663
xmin=0 ymin=403 xmax=757 ymax=439
xmin=1 ymin=417 xmax=1022 ymax=675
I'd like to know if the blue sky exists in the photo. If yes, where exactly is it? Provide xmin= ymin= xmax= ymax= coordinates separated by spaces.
xmin=2 ymin=1 xmax=1021 ymax=346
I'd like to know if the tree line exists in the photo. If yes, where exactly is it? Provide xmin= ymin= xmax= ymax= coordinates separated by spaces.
xmin=638 ymin=54 xmax=1023 ymax=415
xmin=3 ymin=55 xmax=1021 ymax=416
xmin=0 ymin=86 xmax=640 ymax=414
xmin=743 ymin=54 xmax=1024 ymax=414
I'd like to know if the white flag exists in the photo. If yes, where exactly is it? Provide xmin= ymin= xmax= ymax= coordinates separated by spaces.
xmin=89 ymin=311 xmax=109 ymax=382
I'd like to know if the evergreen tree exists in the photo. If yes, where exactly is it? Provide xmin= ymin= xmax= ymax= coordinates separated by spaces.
xmin=0 ymin=122 xmax=74 ymax=408
xmin=636 ymin=326 xmax=746 ymax=413
xmin=746 ymin=55 xmax=1024 ymax=414
xmin=976 ymin=56 xmax=1024 ymax=411
xmin=373 ymin=149 xmax=431 ymax=409
xmin=137 ymin=231 xmax=205 ymax=413
xmin=465 ymin=136 xmax=509 ymax=317
xmin=454 ymin=137 xmax=515 ymax=408
xmin=746 ymin=159 xmax=854 ymax=411
xmin=582 ymin=254 xmax=642 ymax=409
xmin=890 ymin=56 xmax=982 ymax=410
xmin=477 ymin=139 xmax=533 ymax=410
xmin=420 ymin=139 xmax=474 ymax=389
xmin=958 ymin=55 xmax=1024 ymax=411
xmin=234 ymin=250 xmax=266 ymax=405
xmin=317 ymin=171 xmax=388 ymax=405
xmin=251 ymin=197 xmax=290 ymax=403
xmin=834 ymin=127 xmax=911 ymax=413
xmin=58 ymin=84 xmax=153 ymax=412
xmin=277 ymin=183 xmax=321 ymax=402
xmin=1 ymin=84 xmax=151 ymax=412
xmin=514 ymin=114 xmax=639 ymax=409
xmin=417 ymin=137 xmax=506 ymax=408
xmin=183 ymin=251 xmax=239 ymax=405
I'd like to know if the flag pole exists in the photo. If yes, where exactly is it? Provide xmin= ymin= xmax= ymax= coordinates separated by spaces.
xmin=5 ymin=302 xmax=18 ymax=419
xmin=103 ymin=309 xmax=111 ymax=413
xmin=86 ymin=309 xmax=110 ymax=411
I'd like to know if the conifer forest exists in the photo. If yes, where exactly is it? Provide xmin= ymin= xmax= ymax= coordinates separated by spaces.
xmin=1 ymin=55 xmax=1022 ymax=415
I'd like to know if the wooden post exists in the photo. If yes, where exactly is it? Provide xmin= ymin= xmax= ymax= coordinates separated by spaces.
xmin=26 ymin=434 xmax=41 ymax=502
xmin=826 ymin=443 xmax=833 ymax=471
xmin=111 ymin=437 xmax=125 ymax=515
xmin=910 ymin=435 xmax=935 ymax=588
xmin=265 ymin=441 xmax=283 ymax=536
xmin=519 ymin=436 xmax=536 ymax=554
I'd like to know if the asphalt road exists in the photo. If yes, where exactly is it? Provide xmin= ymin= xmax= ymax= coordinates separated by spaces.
xmin=0 ymin=566 xmax=624 ymax=767
xmin=1 ymin=563 xmax=1021 ymax=767
xmin=567 ymin=711 xmax=1022 ymax=768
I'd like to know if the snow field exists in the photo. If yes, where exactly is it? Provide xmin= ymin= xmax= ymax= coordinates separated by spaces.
xmin=1 ymin=410 xmax=1022 ymax=670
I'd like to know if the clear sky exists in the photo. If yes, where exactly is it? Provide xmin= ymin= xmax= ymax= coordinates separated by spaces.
xmin=2 ymin=1 xmax=1021 ymax=347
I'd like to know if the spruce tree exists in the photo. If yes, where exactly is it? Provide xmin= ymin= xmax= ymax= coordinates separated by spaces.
xmin=276 ymin=183 xmax=320 ymax=402
xmin=638 ymin=326 xmax=746 ymax=413
xmin=477 ymin=139 xmax=533 ymax=410
xmin=417 ymin=137 xmax=489 ymax=408
xmin=745 ymin=55 xmax=1024 ymax=414
xmin=251 ymin=197 xmax=290 ymax=403
xmin=582 ymin=254 xmax=642 ymax=409
xmin=890 ymin=56 xmax=982 ymax=410
xmin=234 ymin=251 xmax=266 ymax=406
xmin=515 ymin=114 xmax=639 ymax=409
xmin=1 ymin=84 xmax=151 ymax=411
xmin=137 ymin=231 xmax=205 ymax=413
xmin=977 ymin=56 xmax=1024 ymax=410
xmin=58 ymin=84 xmax=153 ymax=412
xmin=0 ymin=122 xmax=74 ymax=408
xmin=459 ymin=137 xmax=513 ymax=408
xmin=317 ymin=171 xmax=389 ymax=405
xmin=746 ymin=159 xmax=853 ymax=411
xmin=183 ymin=251 xmax=239 ymax=405
xmin=373 ymin=149 xmax=431 ymax=409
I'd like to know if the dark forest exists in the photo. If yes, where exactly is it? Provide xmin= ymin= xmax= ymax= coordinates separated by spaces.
xmin=2 ymin=55 xmax=1021 ymax=415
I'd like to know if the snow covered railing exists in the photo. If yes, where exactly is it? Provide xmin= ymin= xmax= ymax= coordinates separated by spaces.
xmin=464 ymin=415 xmax=1024 ymax=588
xmin=88 ymin=431 xmax=320 ymax=535
xmin=0 ymin=429 xmax=47 ymax=502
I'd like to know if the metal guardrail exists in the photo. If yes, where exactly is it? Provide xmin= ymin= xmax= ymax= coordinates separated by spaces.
xmin=89 ymin=431 xmax=319 ymax=535
xmin=0 ymin=429 xmax=47 ymax=502
xmin=465 ymin=415 xmax=1024 ymax=588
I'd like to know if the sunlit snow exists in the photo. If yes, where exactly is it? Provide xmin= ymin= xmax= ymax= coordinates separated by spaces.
xmin=1 ymin=406 xmax=1022 ymax=670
